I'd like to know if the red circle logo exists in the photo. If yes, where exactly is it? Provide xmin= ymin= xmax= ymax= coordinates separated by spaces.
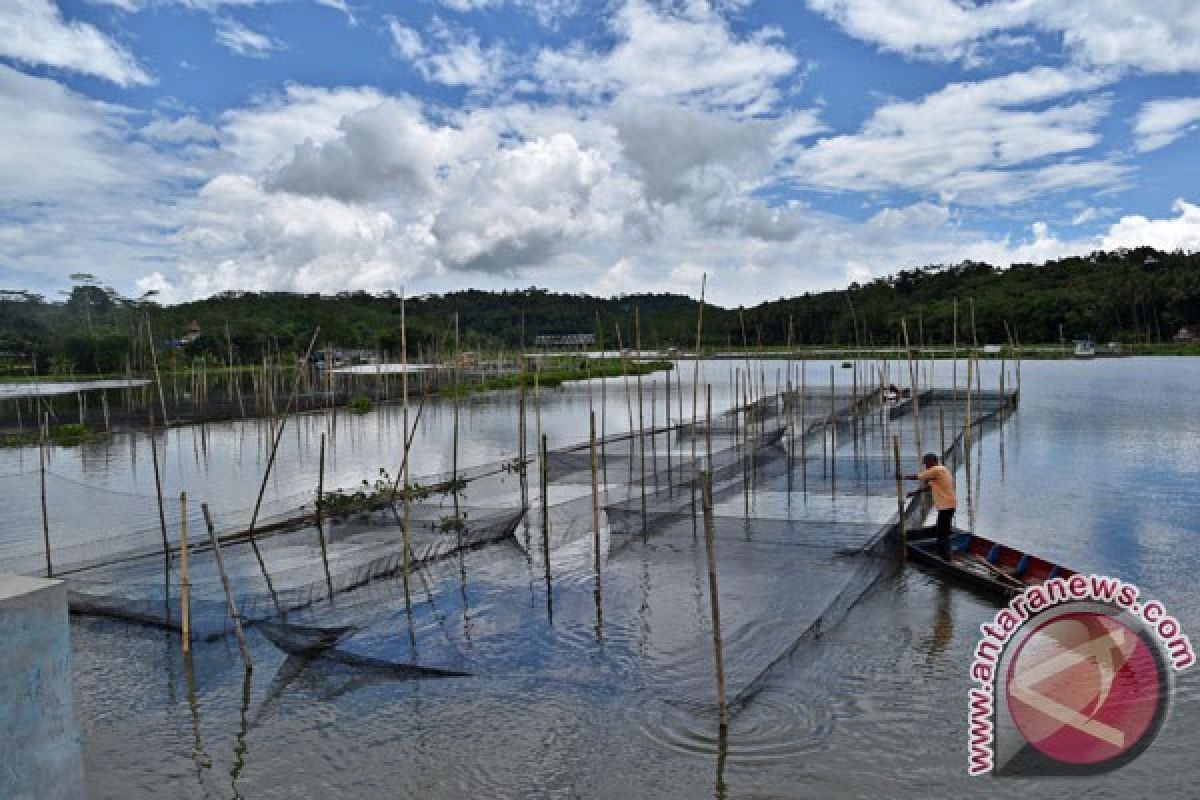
xmin=1005 ymin=611 xmax=1164 ymax=766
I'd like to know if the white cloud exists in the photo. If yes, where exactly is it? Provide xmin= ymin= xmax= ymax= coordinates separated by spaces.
xmin=791 ymin=67 xmax=1127 ymax=204
xmin=142 ymin=115 xmax=219 ymax=144
xmin=387 ymin=20 xmax=424 ymax=60
xmin=169 ymin=174 xmax=423 ymax=299
xmin=0 ymin=64 xmax=130 ymax=200
xmin=1133 ymin=97 xmax=1200 ymax=152
xmin=265 ymin=97 xmax=464 ymax=202
xmin=0 ymin=66 xmax=190 ymax=290
xmin=1100 ymin=199 xmax=1200 ymax=252
xmin=807 ymin=0 xmax=1200 ymax=74
xmin=219 ymin=85 xmax=387 ymax=173
xmin=534 ymin=0 xmax=797 ymax=113
xmin=437 ymin=0 xmax=579 ymax=27
xmin=387 ymin=17 xmax=508 ymax=88
xmin=0 ymin=0 xmax=151 ymax=86
xmin=214 ymin=17 xmax=281 ymax=58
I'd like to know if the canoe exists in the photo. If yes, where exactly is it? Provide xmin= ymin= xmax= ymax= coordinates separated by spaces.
xmin=905 ymin=526 xmax=1077 ymax=600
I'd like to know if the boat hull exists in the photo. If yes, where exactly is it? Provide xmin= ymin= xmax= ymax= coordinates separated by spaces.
xmin=905 ymin=526 xmax=1076 ymax=601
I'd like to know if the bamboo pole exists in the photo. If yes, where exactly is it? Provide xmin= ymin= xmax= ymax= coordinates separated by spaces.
xmin=901 ymin=317 xmax=920 ymax=458
xmin=590 ymin=410 xmax=602 ymax=579
xmin=38 ymin=412 xmax=52 ymax=578
xmin=690 ymin=275 xmax=706 ymax=527
xmin=965 ymin=355 xmax=974 ymax=457
xmin=540 ymin=433 xmax=552 ymax=621
xmin=452 ymin=312 xmax=461 ymax=516
xmin=315 ymin=432 xmax=334 ymax=600
xmin=145 ymin=318 xmax=170 ymax=427
xmin=180 ymin=491 xmax=191 ymax=653
xmin=201 ymin=503 xmax=251 ymax=670
xmin=635 ymin=307 xmax=647 ymax=529
xmin=401 ymin=294 xmax=413 ymax=614
xmin=245 ymin=329 xmax=320 ymax=604
xmin=940 ymin=406 xmax=946 ymax=458
xmin=892 ymin=436 xmax=906 ymax=562
xmin=700 ymin=468 xmax=728 ymax=731
xmin=952 ymin=298 xmax=959 ymax=442
xmin=147 ymin=407 xmax=170 ymax=596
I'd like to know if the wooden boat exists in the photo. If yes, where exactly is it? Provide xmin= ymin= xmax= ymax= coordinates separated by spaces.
xmin=906 ymin=526 xmax=1077 ymax=599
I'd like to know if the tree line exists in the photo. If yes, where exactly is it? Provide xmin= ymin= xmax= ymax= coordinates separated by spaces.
xmin=2 ymin=247 xmax=1198 ymax=375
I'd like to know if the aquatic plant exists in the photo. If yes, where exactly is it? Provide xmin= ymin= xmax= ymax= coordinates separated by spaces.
xmin=349 ymin=392 xmax=373 ymax=414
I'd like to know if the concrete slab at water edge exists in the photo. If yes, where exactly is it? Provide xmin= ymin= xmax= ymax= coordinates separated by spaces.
xmin=0 ymin=574 xmax=86 ymax=800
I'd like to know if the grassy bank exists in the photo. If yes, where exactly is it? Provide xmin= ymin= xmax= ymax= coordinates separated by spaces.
xmin=440 ymin=358 xmax=674 ymax=397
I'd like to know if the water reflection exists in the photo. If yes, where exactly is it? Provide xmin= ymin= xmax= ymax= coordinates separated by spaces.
xmin=54 ymin=358 xmax=1200 ymax=798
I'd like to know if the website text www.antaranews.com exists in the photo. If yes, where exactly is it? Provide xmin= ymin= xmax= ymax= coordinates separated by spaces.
xmin=967 ymin=574 xmax=1195 ymax=776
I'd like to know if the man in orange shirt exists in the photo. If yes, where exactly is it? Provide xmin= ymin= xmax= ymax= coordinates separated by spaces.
xmin=905 ymin=453 xmax=957 ymax=558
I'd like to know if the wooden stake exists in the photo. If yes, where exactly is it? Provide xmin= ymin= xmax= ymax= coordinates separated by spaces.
xmin=38 ymin=413 xmax=52 ymax=578
xmin=540 ymin=433 xmax=552 ymax=621
xmin=901 ymin=317 xmax=921 ymax=458
xmin=315 ymin=432 xmax=334 ymax=600
xmin=690 ymin=275 xmax=707 ymax=523
xmin=201 ymin=503 xmax=251 ymax=670
xmin=700 ymin=468 xmax=728 ymax=730
xmin=590 ymin=411 xmax=602 ymax=579
xmin=180 ymin=491 xmax=191 ymax=653
xmin=635 ymin=307 xmax=647 ymax=529
xmin=401 ymin=293 xmax=413 ymax=614
xmin=892 ymin=436 xmax=906 ymax=562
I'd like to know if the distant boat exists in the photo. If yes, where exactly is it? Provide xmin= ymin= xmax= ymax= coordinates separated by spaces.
xmin=906 ymin=527 xmax=1077 ymax=600
xmin=1073 ymin=340 xmax=1096 ymax=359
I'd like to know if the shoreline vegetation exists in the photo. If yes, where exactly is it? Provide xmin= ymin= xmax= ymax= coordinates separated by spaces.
xmin=3 ymin=340 xmax=1198 ymax=390
xmin=3 ymin=247 xmax=1199 ymax=380
xmin=0 ymin=358 xmax=676 ymax=445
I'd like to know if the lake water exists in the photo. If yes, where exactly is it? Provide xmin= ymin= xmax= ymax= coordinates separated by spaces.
xmin=5 ymin=357 xmax=1200 ymax=798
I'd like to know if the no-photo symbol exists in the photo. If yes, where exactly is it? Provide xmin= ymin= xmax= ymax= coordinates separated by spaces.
xmin=1005 ymin=611 xmax=1164 ymax=766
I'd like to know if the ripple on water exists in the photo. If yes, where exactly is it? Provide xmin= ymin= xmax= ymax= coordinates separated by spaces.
xmin=627 ymin=686 xmax=836 ymax=766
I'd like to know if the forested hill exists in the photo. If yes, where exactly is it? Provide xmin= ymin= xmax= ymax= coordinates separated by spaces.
xmin=2 ymin=246 xmax=1199 ymax=373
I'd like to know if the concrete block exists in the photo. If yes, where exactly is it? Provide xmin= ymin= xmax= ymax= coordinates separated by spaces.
xmin=0 ymin=575 xmax=86 ymax=800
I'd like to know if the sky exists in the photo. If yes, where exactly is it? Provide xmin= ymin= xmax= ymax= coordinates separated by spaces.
xmin=3 ymin=0 xmax=1200 ymax=307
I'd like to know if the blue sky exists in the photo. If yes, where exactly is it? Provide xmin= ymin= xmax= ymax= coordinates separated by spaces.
xmin=3 ymin=0 xmax=1200 ymax=306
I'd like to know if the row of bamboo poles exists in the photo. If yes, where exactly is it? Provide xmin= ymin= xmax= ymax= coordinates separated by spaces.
xmin=28 ymin=286 xmax=1020 ymax=739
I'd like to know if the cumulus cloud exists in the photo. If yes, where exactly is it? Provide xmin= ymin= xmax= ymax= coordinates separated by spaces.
xmin=265 ymin=98 xmax=463 ymax=202
xmin=534 ymin=0 xmax=797 ymax=113
xmin=1134 ymin=97 xmax=1200 ymax=152
xmin=807 ymin=0 xmax=1200 ymax=74
xmin=0 ymin=0 xmax=151 ymax=86
xmin=170 ymin=174 xmax=423 ymax=299
xmin=1101 ymin=199 xmax=1200 ymax=252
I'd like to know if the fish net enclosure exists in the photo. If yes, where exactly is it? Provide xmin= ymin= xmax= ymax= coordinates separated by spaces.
xmin=1 ymin=377 xmax=1016 ymax=720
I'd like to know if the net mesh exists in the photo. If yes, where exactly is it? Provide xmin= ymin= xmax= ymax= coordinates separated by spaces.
xmin=0 ymin=376 xmax=1015 ymax=718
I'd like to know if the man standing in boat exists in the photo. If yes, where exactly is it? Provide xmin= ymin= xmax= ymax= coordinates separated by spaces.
xmin=905 ymin=454 xmax=957 ymax=558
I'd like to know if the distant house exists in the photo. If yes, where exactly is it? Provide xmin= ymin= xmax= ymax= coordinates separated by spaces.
xmin=181 ymin=320 xmax=202 ymax=345
xmin=1173 ymin=325 xmax=1198 ymax=343
xmin=535 ymin=333 xmax=596 ymax=348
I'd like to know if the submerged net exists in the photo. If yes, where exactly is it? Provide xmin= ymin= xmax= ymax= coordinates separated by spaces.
xmin=1 ymin=376 xmax=1016 ymax=720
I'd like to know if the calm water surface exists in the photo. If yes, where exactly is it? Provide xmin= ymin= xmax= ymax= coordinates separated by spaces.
xmin=10 ymin=358 xmax=1200 ymax=798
